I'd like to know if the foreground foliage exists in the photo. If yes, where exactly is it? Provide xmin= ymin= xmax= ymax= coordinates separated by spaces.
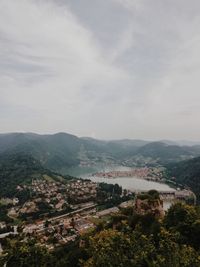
xmin=1 ymin=202 xmax=200 ymax=267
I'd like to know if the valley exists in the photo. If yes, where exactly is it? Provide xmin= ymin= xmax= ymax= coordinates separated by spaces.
xmin=0 ymin=133 xmax=199 ymax=266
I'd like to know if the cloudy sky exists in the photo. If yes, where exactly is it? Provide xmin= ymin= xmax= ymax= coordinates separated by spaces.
xmin=0 ymin=0 xmax=200 ymax=140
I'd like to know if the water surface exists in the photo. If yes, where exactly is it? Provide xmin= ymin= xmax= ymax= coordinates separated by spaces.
xmin=69 ymin=165 xmax=175 ymax=192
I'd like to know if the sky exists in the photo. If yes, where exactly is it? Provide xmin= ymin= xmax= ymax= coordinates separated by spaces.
xmin=0 ymin=0 xmax=200 ymax=140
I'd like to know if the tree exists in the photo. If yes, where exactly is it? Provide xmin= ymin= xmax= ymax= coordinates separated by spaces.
xmin=82 ymin=228 xmax=200 ymax=267
xmin=3 ymin=239 xmax=54 ymax=267
xmin=164 ymin=203 xmax=200 ymax=247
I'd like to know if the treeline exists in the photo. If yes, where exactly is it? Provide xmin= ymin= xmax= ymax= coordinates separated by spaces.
xmin=96 ymin=183 xmax=133 ymax=210
xmin=98 ymin=182 xmax=122 ymax=195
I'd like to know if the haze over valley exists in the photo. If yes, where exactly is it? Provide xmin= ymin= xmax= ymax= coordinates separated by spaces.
xmin=1 ymin=132 xmax=200 ymax=174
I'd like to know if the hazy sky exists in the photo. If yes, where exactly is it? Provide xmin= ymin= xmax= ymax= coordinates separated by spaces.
xmin=0 ymin=0 xmax=200 ymax=140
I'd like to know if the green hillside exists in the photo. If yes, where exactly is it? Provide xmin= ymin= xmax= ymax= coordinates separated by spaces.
xmin=167 ymin=157 xmax=200 ymax=202
xmin=137 ymin=142 xmax=193 ymax=163
xmin=0 ymin=152 xmax=73 ymax=198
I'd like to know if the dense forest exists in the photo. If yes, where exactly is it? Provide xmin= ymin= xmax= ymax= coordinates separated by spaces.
xmin=1 ymin=201 xmax=200 ymax=267
xmin=167 ymin=156 xmax=200 ymax=202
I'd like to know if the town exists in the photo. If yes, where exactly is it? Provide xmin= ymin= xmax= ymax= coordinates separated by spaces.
xmin=93 ymin=167 xmax=164 ymax=181
xmin=0 ymin=177 xmax=134 ymax=254
xmin=0 ymin=172 xmax=195 ymax=257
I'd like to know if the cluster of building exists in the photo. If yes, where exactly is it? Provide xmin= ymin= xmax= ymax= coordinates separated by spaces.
xmin=0 ymin=168 xmax=196 ymax=254
xmin=0 ymin=178 xmax=100 ymax=252
xmin=23 ymin=215 xmax=94 ymax=250
xmin=0 ymin=197 xmax=19 ymax=206
xmin=159 ymin=189 xmax=195 ymax=202
xmin=8 ymin=179 xmax=98 ymax=219
xmin=22 ymin=203 xmax=122 ymax=250
xmin=67 ymin=180 xmax=97 ymax=203
xmin=94 ymin=167 xmax=164 ymax=181
xmin=121 ymin=156 xmax=159 ymax=167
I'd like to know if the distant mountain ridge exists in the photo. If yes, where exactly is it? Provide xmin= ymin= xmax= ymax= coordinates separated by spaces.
xmin=0 ymin=133 xmax=200 ymax=172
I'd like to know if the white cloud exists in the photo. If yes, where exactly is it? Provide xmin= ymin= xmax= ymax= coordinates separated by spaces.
xmin=0 ymin=0 xmax=132 ymax=136
xmin=112 ymin=0 xmax=143 ymax=11
xmin=1 ymin=0 xmax=200 ymax=140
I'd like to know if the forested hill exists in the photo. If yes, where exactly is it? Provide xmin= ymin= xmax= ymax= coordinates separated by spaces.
xmin=167 ymin=157 xmax=200 ymax=202
xmin=0 ymin=133 xmax=81 ymax=170
xmin=136 ymin=142 xmax=194 ymax=164
xmin=0 ymin=152 xmax=73 ymax=198
xmin=0 ymin=133 xmax=200 ymax=172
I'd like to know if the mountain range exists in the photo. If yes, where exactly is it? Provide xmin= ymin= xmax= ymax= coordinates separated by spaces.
xmin=1 ymin=132 xmax=200 ymax=202
xmin=0 ymin=132 xmax=200 ymax=173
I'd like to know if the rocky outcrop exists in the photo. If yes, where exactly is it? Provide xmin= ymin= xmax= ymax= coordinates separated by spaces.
xmin=135 ymin=191 xmax=165 ymax=218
